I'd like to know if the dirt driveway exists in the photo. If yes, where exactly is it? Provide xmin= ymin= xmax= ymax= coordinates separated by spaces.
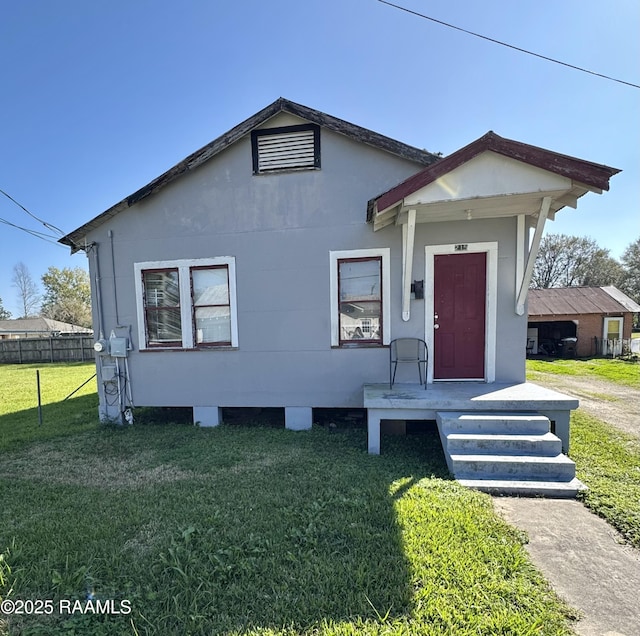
xmin=528 ymin=368 xmax=640 ymax=439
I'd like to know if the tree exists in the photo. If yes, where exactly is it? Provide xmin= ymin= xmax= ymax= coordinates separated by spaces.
xmin=619 ymin=237 xmax=640 ymax=328
xmin=12 ymin=261 xmax=41 ymax=318
xmin=576 ymin=248 xmax=624 ymax=288
xmin=532 ymin=234 xmax=623 ymax=289
xmin=619 ymin=237 xmax=640 ymax=303
xmin=40 ymin=266 xmax=92 ymax=327
xmin=0 ymin=297 xmax=10 ymax=320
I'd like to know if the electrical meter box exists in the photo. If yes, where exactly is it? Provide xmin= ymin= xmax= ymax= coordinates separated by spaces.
xmin=109 ymin=337 xmax=128 ymax=357
xmin=101 ymin=365 xmax=116 ymax=381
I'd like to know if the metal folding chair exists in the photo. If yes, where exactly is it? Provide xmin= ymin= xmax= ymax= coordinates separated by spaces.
xmin=390 ymin=338 xmax=428 ymax=389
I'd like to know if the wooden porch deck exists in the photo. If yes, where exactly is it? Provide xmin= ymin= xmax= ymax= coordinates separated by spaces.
xmin=363 ymin=382 xmax=578 ymax=455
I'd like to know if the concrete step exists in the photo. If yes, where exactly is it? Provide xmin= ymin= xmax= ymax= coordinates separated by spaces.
xmin=435 ymin=410 xmax=584 ymax=497
xmin=457 ymin=477 xmax=587 ymax=498
xmin=445 ymin=431 xmax=562 ymax=456
xmin=450 ymin=453 xmax=576 ymax=481
xmin=437 ymin=411 xmax=551 ymax=435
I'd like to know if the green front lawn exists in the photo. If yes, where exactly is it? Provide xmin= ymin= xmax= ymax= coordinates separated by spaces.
xmin=527 ymin=357 xmax=639 ymax=387
xmin=0 ymin=364 xmax=575 ymax=635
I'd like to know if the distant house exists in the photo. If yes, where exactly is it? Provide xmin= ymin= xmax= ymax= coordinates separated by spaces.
xmin=527 ymin=286 xmax=640 ymax=357
xmin=0 ymin=317 xmax=93 ymax=340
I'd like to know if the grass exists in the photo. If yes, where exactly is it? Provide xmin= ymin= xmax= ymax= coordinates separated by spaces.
xmin=0 ymin=363 xmax=98 ymax=450
xmin=526 ymin=358 xmax=640 ymax=548
xmin=571 ymin=411 xmax=640 ymax=548
xmin=526 ymin=357 xmax=639 ymax=387
xmin=0 ymin=364 xmax=576 ymax=635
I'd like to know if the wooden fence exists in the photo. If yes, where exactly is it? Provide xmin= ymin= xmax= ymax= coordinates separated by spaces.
xmin=0 ymin=336 xmax=95 ymax=364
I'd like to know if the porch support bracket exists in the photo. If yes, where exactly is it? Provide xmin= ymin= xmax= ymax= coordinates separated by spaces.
xmin=402 ymin=208 xmax=416 ymax=321
xmin=515 ymin=196 xmax=551 ymax=315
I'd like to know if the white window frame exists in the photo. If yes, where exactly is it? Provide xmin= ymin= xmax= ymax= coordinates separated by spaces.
xmin=603 ymin=316 xmax=623 ymax=340
xmin=329 ymin=248 xmax=391 ymax=347
xmin=135 ymin=257 xmax=238 ymax=349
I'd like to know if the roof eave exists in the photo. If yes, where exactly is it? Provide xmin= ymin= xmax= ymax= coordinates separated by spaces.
xmin=61 ymin=98 xmax=438 ymax=251
xmin=367 ymin=131 xmax=621 ymax=224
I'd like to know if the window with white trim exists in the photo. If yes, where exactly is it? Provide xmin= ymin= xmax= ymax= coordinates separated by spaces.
xmin=141 ymin=268 xmax=182 ymax=347
xmin=135 ymin=257 xmax=238 ymax=349
xmin=329 ymin=249 xmax=391 ymax=347
xmin=338 ymin=257 xmax=382 ymax=344
xmin=191 ymin=266 xmax=232 ymax=345
xmin=251 ymin=124 xmax=320 ymax=174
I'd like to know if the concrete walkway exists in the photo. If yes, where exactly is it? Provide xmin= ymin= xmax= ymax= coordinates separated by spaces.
xmin=494 ymin=497 xmax=640 ymax=636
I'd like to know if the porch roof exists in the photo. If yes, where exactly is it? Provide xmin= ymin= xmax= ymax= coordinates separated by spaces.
xmin=367 ymin=131 xmax=620 ymax=231
xmin=366 ymin=132 xmax=620 ymax=320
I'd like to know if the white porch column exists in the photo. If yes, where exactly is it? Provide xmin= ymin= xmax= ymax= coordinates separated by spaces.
xmin=401 ymin=208 xmax=417 ymax=321
xmin=541 ymin=410 xmax=571 ymax=454
xmin=516 ymin=214 xmax=526 ymax=298
xmin=516 ymin=196 xmax=551 ymax=315
xmin=367 ymin=410 xmax=382 ymax=454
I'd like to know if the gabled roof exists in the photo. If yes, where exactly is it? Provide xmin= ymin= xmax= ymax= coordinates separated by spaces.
xmin=367 ymin=131 xmax=620 ymax=222
xmin=0 ymin=317 xmax=93 ymax=334
xmin=60 ymin=98 xmax=439 ymax=252
xmin=528 ymin=286 xmax=640 ymax=317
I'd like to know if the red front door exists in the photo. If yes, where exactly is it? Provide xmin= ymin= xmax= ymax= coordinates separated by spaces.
xmin=433 ymin=252 xmax=486 ymax=379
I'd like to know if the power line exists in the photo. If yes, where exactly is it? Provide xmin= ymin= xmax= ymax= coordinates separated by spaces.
xmin=0 ymin=188 xmax=66 ymax=236
xmin=378 ymin=0 xmax=640 ymax=90
xmin=0 ymin=216 xmax=66 ymax=247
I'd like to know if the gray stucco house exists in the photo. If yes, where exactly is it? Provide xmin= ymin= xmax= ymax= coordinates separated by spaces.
xmin=61 ymin=98 xmax=619 ymax=496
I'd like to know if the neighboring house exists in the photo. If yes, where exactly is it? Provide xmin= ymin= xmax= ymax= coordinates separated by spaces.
xmin=0 ymin=317 xmax=93 ymax=339
xmin=528 ymin=286 xmax=640 ymax=357
xmin=61 ymin=98 xmax=620 ymax=496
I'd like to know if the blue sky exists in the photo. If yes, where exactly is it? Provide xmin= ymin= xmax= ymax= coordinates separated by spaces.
xmin=1 ymin=0 xmax=638 ymax=316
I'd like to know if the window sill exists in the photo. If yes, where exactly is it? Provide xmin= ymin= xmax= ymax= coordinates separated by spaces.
xmin=140 ymin=346 xmax=238 ymax=353
xmin=333 ymin=343 xmax=387 ymax=349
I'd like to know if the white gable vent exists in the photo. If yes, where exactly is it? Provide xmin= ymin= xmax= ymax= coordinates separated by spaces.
xmin=251 ymin=124 xmax=320 ymax=174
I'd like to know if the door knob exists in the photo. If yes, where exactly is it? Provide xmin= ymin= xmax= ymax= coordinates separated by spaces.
xmin=434 ymin=324 xmax=440 ymax=330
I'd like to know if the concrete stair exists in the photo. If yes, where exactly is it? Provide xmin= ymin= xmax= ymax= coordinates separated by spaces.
xmin=436 ymin=411 xmax=587 ymax=498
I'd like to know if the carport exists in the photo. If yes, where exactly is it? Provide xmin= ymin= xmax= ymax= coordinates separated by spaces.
xmin=527 ymin=286 xmax=640 ymax=358
xmin=527 ymin=320 xmax=577 ymax=356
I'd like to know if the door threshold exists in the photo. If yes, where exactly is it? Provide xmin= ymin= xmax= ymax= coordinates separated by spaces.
xmin=432 ymin=378 xmax=487 ymax=383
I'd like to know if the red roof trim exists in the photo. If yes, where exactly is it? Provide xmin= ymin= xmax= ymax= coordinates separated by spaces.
xmin=369 ymin=131 xmax=620 ymax=220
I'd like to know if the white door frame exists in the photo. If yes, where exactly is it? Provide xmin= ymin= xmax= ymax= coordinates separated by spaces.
xmin=603 ymin=316 xmax=624 ymax=356
xmin=425 ymin=242 xmax=498 ymax=383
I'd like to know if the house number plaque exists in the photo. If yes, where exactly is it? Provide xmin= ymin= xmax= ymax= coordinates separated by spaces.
xmin=454 ymin=244 xmax=468 ymax=251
